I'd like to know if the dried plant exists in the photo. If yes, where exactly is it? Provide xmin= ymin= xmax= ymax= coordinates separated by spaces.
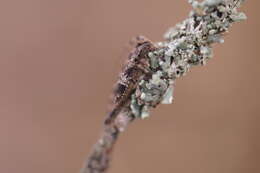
xmin=80 ymin=0 xmax=246 ymax=173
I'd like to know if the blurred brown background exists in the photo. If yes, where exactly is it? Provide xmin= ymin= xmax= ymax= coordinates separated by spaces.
xmin=0 ymin=0 xmax=259 ymax=173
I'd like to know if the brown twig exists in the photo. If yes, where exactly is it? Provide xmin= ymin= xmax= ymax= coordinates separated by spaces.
xmin=80 ymin=0 xmax=246 ymax=172
xmin=80 ymin=109 xmax=134 ymax=173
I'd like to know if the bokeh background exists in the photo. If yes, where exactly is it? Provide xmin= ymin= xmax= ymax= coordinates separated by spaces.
xmin=1 ymin=0 xmax=259 ymax=173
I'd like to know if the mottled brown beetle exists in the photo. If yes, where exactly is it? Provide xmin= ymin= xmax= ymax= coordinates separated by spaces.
xmin=104 ymin=36 xmax=156 ymax=125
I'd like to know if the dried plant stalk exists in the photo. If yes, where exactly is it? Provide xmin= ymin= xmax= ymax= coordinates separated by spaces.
xmin=80 ymin=0 xmax=246 ymax=173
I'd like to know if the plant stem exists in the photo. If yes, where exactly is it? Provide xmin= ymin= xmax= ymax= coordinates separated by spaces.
xmin=80 ymin=0 xmax=246 ymax=172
